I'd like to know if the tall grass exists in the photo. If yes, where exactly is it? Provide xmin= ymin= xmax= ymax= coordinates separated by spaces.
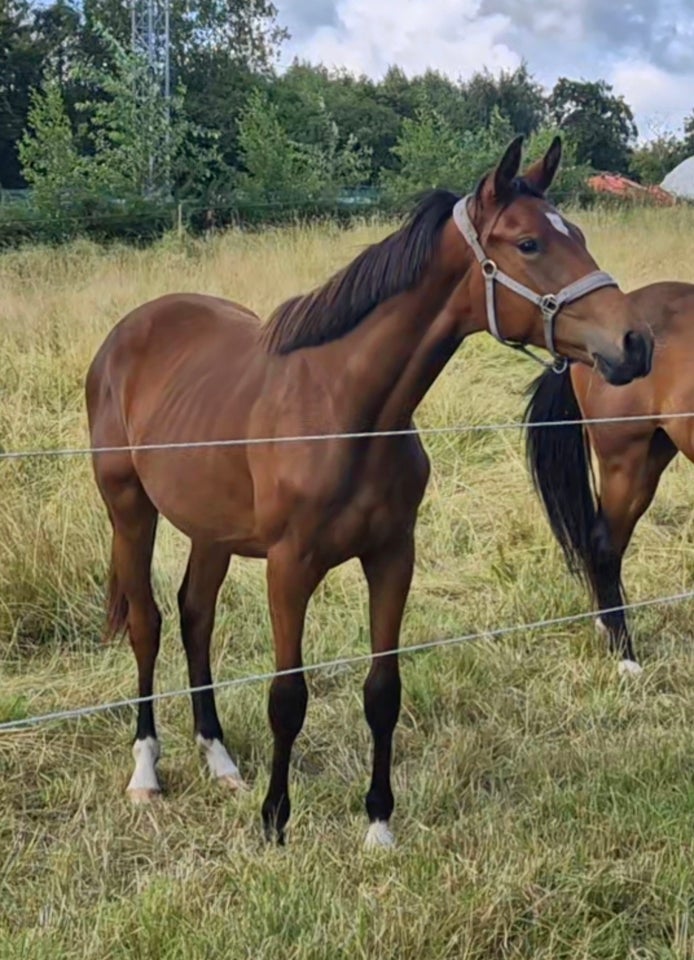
xmin=2 ymin=208 xmax=694 ymax=958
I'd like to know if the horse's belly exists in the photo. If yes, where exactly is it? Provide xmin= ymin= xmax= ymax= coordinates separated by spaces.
xmin=134 ymin=449 xmax=265 ymax=551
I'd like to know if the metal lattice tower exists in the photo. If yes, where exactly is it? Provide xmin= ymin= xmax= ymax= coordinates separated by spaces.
xmin=130 ymin=0 xmax=171 ymax=195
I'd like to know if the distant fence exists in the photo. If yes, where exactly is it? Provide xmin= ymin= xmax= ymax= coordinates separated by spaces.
xmin=0 ymin=185 xmax=689 ymax=249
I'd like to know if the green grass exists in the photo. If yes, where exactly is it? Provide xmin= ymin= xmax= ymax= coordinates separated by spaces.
xmin=2 ymin=208 xmax=694 ymax=958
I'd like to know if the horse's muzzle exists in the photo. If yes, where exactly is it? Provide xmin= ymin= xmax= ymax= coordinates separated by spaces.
xmin=594 ymin=330 xmax=654 ymax=386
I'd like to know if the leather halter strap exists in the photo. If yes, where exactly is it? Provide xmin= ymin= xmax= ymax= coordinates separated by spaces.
xmin=452 ymin=195 xmax=617 ymax=373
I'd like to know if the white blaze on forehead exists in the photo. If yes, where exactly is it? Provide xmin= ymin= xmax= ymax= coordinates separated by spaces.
xmin=545 ymin=212 xmax=570 ymax=237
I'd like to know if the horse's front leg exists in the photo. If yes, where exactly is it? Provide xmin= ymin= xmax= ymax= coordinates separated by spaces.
xmin=262 ymin=543 xmax=324 ymax=845
xmin=360 ymin=533 xmax=414 ymax=849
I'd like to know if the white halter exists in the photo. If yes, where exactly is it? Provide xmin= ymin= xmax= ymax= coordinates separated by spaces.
xmin=452 ymin=195 xmax=618 ymax=373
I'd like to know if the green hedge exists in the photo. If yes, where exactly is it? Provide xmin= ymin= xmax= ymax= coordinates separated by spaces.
xmin=0 ymin=186 xmax=665 ymax=249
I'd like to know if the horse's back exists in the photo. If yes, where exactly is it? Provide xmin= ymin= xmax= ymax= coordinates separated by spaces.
xmin=88 ymin=293 xmax=263 ymax=420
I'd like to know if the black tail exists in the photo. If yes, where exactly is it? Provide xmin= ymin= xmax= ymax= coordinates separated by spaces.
xmin=523 ymin=364 xmax=597 ymax=585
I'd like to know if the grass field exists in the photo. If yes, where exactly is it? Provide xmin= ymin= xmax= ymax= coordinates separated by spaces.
xmin=3 ymin=207 xmax=694 ymax=959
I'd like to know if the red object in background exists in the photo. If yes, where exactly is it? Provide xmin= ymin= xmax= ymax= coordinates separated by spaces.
xmin=587 ymin=173 xmax=676 ymax=206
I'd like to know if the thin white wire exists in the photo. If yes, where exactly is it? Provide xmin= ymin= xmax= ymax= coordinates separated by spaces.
xmin=2 ymin=411 xmax=694 ymax=462
xmin=1 ymin=588 xmax=691 ymax=734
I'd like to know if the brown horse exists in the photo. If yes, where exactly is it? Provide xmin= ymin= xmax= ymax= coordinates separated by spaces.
xmin=525 ymin=280 xmax=694 ymax=676
xmin=86 ymin=136 xmax=652 ymax=848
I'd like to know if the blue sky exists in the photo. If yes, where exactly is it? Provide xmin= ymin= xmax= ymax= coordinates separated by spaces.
xmin=275 ymin=0 xmax=694 ymax=141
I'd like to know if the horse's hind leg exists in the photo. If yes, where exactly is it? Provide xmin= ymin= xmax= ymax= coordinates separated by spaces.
xmin=102 ymin=469 xmax=162 ymax=802
xmin=177 ymin=540 xmax=246 ymax=790
xmin=591 ymin=430 xmax=675 ymax=675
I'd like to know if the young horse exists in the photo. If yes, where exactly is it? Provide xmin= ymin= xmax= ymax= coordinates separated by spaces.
xmin=525 ymin=281 xmax=694 ymax=676
xmin=86 ymin=136 xmax=652 ymax=848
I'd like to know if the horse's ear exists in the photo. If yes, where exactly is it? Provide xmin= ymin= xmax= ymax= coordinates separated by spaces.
xmin=522 ymin=135 xmax=562 ymax=195
xmin=480 ymin=135 xmax=524 ymax=205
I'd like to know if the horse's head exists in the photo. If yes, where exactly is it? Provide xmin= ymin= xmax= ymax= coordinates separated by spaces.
xmin=452 ymin=136 xmax=652 ymax=384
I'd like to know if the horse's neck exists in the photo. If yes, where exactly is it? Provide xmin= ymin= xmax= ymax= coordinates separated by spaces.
xmin=340 ymin=269 xmax=474 ymax=430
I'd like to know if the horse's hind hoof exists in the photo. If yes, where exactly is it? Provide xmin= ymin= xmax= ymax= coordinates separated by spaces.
xmin=618 ymin=659 xmax=643 ymax=678
xmin=364 ymin=820 xmax=395 ymax=850
xmin=219 ymin=773 xmax=250 ymax=792
xmin=127 ymin=787 xmax=161 ymax=805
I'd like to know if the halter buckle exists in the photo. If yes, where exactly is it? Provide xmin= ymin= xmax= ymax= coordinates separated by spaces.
xmin=481 ymin=259 xmax=497 ymax=279
xmin=540 ymin=293 xmax=559 ymax=318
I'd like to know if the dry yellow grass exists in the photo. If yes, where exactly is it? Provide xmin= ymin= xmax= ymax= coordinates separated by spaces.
xmin=2 ymin=207 xmax=694 ymax=958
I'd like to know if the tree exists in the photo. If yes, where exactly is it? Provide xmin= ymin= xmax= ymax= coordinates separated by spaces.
xmin=460 ymin=65 xmax=546 ymax=136
xmin=80 ymin=0 xmax=286 ymax=73
xmin=77 ymin=29 xmax=218 ymax=198
xmin=0 ymin=0 xmax=62 ymax=188
xmin=383 ymin=104 xmax=514 ymax=200
xmin=235 ymin=87 xmax=370 ymax=204
xmin=630 ymin=135 xmax=688 ymax=185
xmin=272 ymin=61 xmax=401 ymax=183
xmin=549 ymin=78 xmax=637 ymax=173
xmin=17 ymin=76 xmax=88 ymax=207
xmin=681 ymin=111 xmax=694 ymax=157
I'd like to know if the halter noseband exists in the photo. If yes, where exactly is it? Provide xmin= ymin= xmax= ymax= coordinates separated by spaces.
xmin=452 ymin=195 xmax=618 ymax=374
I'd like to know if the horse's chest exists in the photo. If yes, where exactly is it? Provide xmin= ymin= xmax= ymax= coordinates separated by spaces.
xmin=313 ymin=456 xmax=428 ymax=559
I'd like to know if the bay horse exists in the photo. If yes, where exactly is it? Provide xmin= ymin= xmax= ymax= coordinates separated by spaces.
xmin=86 ymin=136 xmax=652 ymax=848
xmin=525 ymin=281 xmax=694 ymax=676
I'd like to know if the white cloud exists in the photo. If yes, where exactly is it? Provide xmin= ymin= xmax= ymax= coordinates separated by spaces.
xmin=275 ymin=0 xmax=694 ymax=140
xmin=280 ymin=0 xmax=520 ymax=80
xmin=609 ymin=59 xmax=694 ymax=139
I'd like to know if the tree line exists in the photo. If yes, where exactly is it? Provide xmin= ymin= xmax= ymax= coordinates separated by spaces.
xmin=2 ymin=0 xmax=694 ymax=243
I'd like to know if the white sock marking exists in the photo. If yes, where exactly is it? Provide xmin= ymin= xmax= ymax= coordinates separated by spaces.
xmin=196 ymin=735 xmax=244 ymax=784
xmin=546 ymin=211 xmax=570 ymax=236
xmin=364 ymin=820 xmax=395 ymax=850
xmin=618 ymin=659 xmax=643 ymax=677
xmin=127 ymin=737 xmax=161 ymax=794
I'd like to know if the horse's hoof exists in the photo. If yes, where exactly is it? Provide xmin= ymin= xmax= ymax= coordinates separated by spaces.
xmin=219 ymin=773 xmax=249 ymax=792
xmin=364 ymin=820 xmax=395 ymax=850
xmin=618 ymin=659 xmax=643 ymax=678
xmin=127 ymin=787 xmax=161 ymax=805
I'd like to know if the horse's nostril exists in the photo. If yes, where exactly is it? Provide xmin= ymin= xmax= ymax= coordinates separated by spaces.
xmin=623 ymin=330 xmax=653 ymax=377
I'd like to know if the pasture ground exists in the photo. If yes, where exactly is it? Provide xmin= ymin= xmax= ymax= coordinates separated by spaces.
xmin=2 ymin=208 xmax=694 ymax=959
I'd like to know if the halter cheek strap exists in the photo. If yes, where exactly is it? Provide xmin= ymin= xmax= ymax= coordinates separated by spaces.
xmin=452 ymin=195 xmax=618 ymax=373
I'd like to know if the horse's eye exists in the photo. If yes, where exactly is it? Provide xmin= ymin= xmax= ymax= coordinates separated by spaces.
xmin=517 ymin=238 xmax=539 ymax=255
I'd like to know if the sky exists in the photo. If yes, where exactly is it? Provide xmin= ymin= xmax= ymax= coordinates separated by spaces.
xmin=274 ymin=0 xmax=694 ymax=142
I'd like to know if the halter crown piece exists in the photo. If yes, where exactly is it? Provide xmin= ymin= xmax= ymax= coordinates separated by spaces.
xmin=452 ymin=195 xmax=618 ymax=374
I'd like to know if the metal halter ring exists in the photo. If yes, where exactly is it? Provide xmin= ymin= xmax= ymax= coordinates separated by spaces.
xmin=540 ymin=293 xmax=559 ymax=318
xmin=481 ymin=259 xmax=497 ymax=278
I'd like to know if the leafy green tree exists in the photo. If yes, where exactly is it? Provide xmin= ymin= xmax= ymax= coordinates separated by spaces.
xmin=273 ymin=61 xmax=400 ymax=183
xmin=0 ymin=0 xmax=65 ymax=188
xmin=77 ymin=29 xmax=218 ymax=198
xmin=17 ymin=76 xmax=88 ymax=207
xmin=460 ymin=64 xmax=546 ymax=136
xmin=629 ymin=135 xmax=688 ymax=185
xmin=236 ymin=87 xmax=370 ymax=204
xmin=549 ymin=78 xmax=636 ymax=173
xmin=680 ymin=111 xmax=694 ymax=158
xmin=79 ymin=0 xmax=286 ymax=72
xmin=383 ymin=104 xmax=514 ymax=199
